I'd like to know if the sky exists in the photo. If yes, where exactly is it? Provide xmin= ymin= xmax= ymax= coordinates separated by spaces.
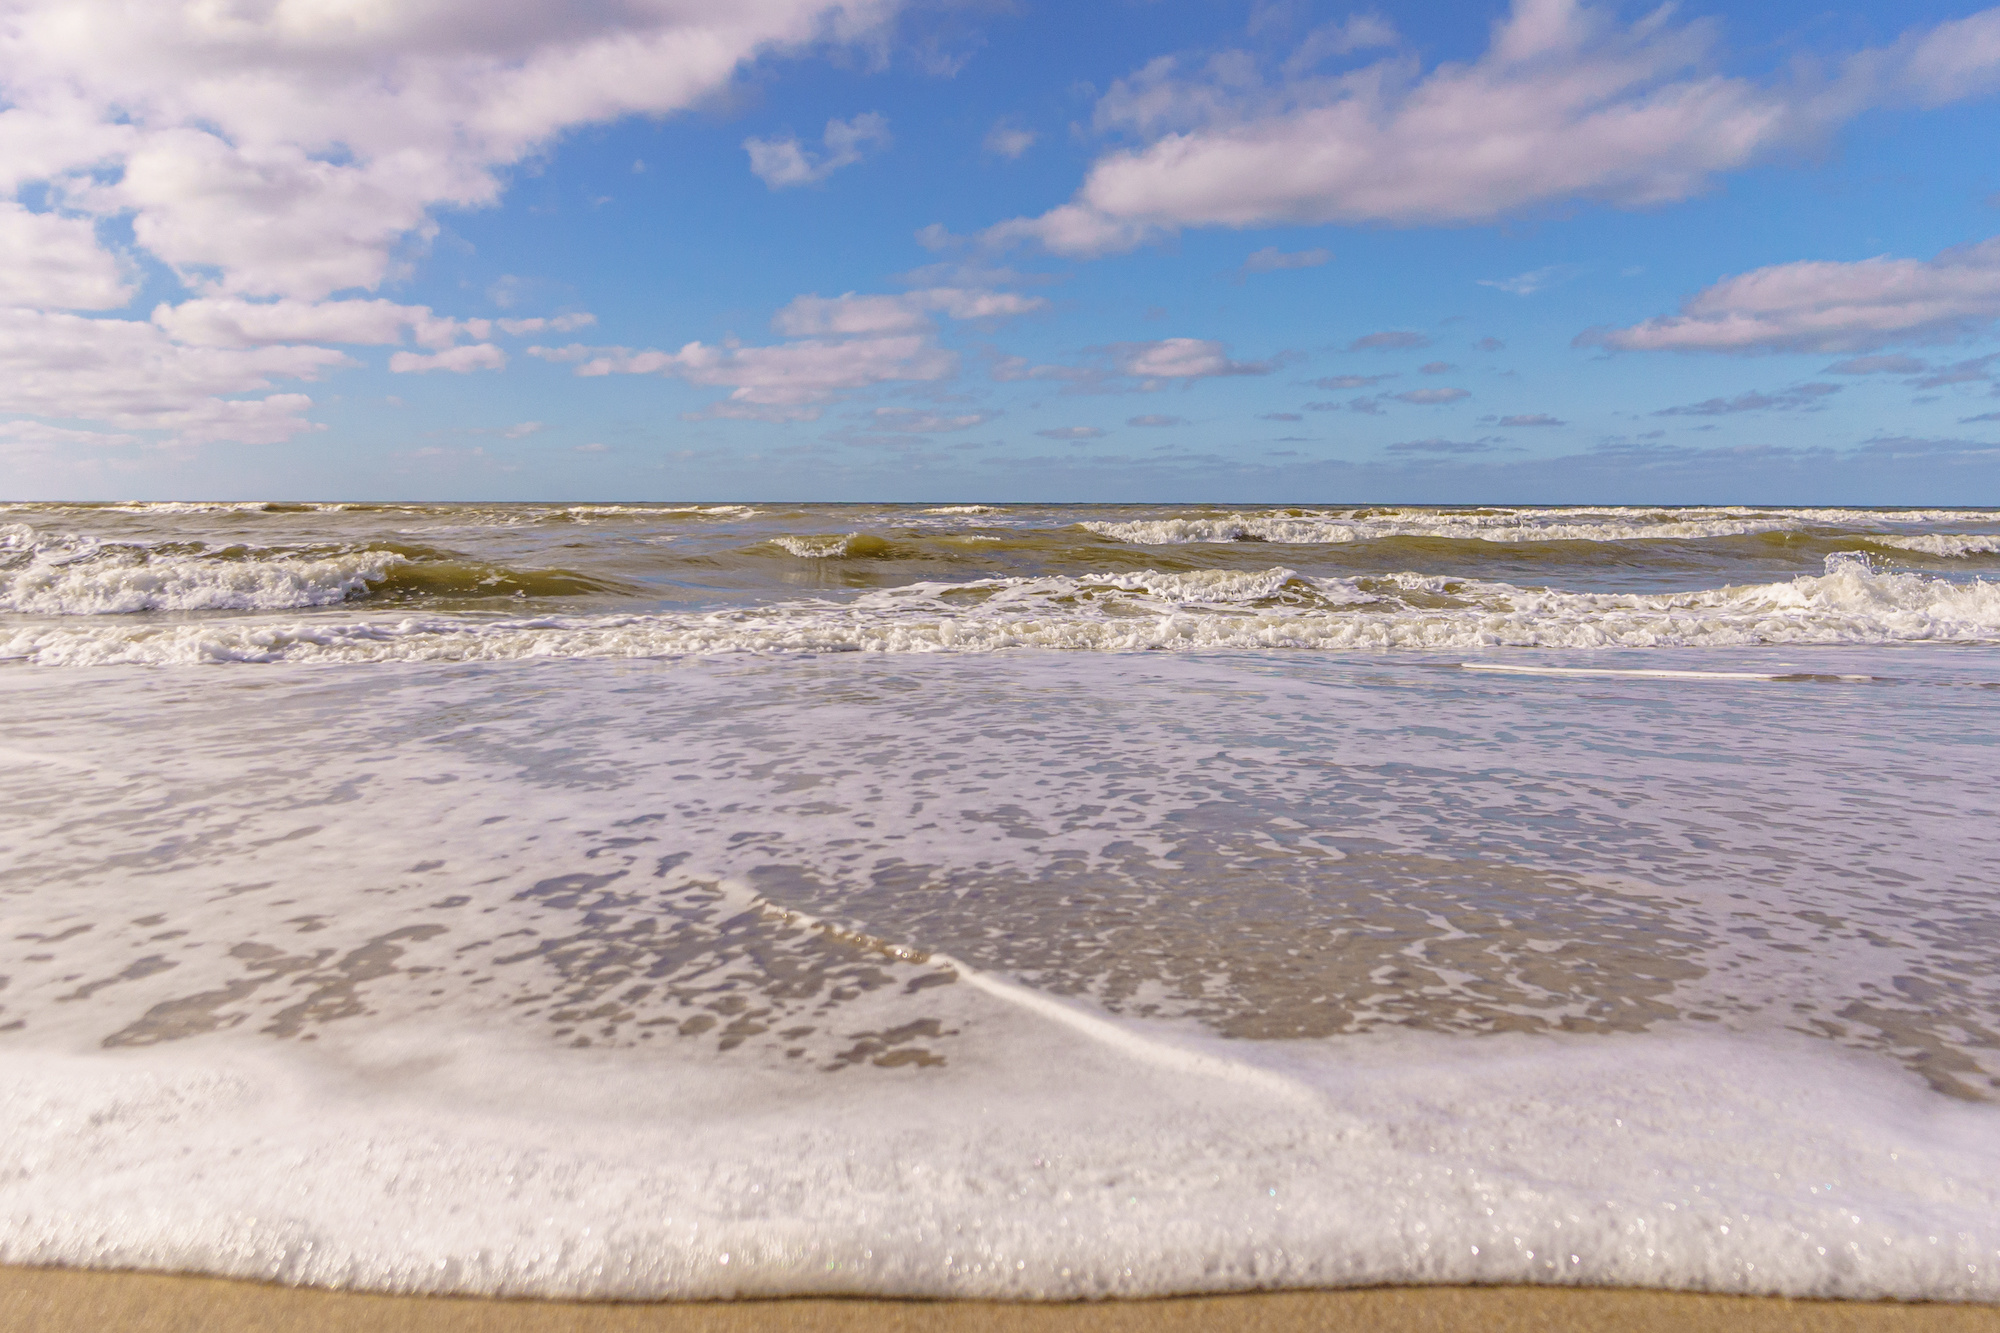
xmin=5 ymin=0 xmax=2000 ymax=503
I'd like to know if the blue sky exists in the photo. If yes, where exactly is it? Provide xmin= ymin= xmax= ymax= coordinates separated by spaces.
xmin=5 ymin=0 xmax=2000 ymax=502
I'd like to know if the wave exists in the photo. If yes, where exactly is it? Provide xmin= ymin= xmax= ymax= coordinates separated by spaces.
xmin=0 ymin=526 xmax=613 ymax=615
xmin=1869 ymin=533 xmax=2000 ymax=558
xmin=1083 ymin=506 xmax=2000 ymax=547
xmin=9 ymin=556 xmax=1995 ymax=665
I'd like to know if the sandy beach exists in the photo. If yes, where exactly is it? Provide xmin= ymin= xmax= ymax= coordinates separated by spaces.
xmin=4 ymin=1269 xmax=1999 ymax=1333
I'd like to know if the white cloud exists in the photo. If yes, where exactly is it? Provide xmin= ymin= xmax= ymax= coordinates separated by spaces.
xmin=0 ymin=308 xmax=343 ymax=443
xmin=977 ymin=0 xmax=2000 ymax=256
xmin=0 ymin=204 xmax=131 ymax=310
xmin=746 ymin=112 xmax=891 ymax=188
xmin=0 ymin=0 xmax=898 ymax=441
xmin=541 ymin=284 xmax=1045 ymax=416
xmin=991 ymin=337 xmax=1276 ymax=391
xmin=1585 ymin=236 xmax=2000 ymax=354
xmin=496 ymin=314 xmax=597 ymax=336
xmin=543 ymin=335 xmax=955 ymax=414
xmin=1116 ymin=338 xmax=1274 ymax=381
xmin=859 ymin=408 xmax=997 ymax=434
xmin=773 ymin=288 xmax=1044 ymax=336
xmin=1392 ymin=387 xmax=1471 ymax=404
xmin=984 ymin=122 xmax=1037 ymax=159
xmin=389 ymin=344 xmax=508 ymax=374
xmin=153 ymin=298 xmax=475 ymax=349
xmin=1479 ymin=263 xmax=1587 ymax=296
xmin=1128 ymin=414 xmax=1184 ymax=426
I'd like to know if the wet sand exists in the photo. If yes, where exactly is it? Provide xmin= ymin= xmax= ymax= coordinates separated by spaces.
xmin=4 ymin=1269 xmax=1999 ymax=1333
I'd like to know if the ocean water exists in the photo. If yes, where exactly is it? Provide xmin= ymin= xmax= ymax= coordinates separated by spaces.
xmin=2 ymin=501 xmax=1999 ymax=1301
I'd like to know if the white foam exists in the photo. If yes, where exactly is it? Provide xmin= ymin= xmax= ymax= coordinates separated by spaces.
xmin=1874 ymin=534 xmax=2000 ymax=558
xmin=1084 ymin=507 xmax=2000 ymax=546
xmin=1 ymin=1024 xmax=1995 ymax=1301
xmin=7 ymin=558 xmax=1995 ymax=664
xmin=0 ymin=526 xmax=402 ymax=615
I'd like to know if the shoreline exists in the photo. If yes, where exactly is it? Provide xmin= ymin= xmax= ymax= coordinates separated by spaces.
xmin=4 ymin=1269 xmax=2000 ymax=1333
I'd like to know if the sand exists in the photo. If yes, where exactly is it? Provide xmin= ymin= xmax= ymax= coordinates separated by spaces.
xmin=4 ymin=1268 xmax=2000 ymax=1333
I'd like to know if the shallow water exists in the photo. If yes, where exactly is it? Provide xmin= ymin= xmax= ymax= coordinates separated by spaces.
xmin=1 ymin=504 xmax=1998 ymax=1300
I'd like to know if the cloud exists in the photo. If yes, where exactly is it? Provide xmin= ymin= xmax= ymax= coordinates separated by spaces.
xmin=0 ymin=0 xmax=896 ymax=442
xmin=774 ymin=288 xmax=1045 ymax=336
xmin=153 ymin=298 xmax=478 ymax=349
xmin=1128 ymin=414 xmax=1184 ymax=426
xmin=1418 ymin=361 xmax=1458 ymax=375
xmin=1857 ymin=434 xmax=2000 ymax=458
xmin=994 ymin=337 xmax=1277 ymax=391
xmin=1909 ymin=354 xmax=2000 ymax=389
xmin=1473 ymin=336 xmax=1506 ymax=352
xmin=1346 ymin=331 xmax=1429 ymax=352
xmin=1037 ymin=425 xmax=1106 ymax=440
xmin=984 ymin=122 xmax=1037 ymax=159
xmin=1958 ymin=412 xmax=2000 ymax=424
xmin=1585 ymin=236 xmax=2000 ymax=354
xmin=976 ymin=0 xmax=2000 ymax=256
xmin=1116 ymin=338 xmax=1276 ymax=381
xmin=573 ymin=442 xmax=609 ymax=453
xmin=1653 ymin=382 xmax=1842 ymax=415
xmin=504 ymin=421 xmax=546 ymax=439
xmin=1823 ymin=354 xmax=1929 ymax=375
xmin=1479 ymin=263 xmax=1587 ymax=296
xmin=1259 ymin=412 xmax=1303 ymax=421
xmin=539 ymin=284 xmax=1044 ymax=416
xmin=1493 ymin=413 xmax=1567 ymax=426
xmin=746 ymin=112 xmax=892 ymax=188
xmin=390 ymin=344 xmax=507 ymax=374
xmin=0 ymin=204 xmax=132 ymax=310
xmin=1391 ymin=387 xmax=1471 ymax=404
xmin=1308 ymin=373 xmax=1396 ymax=389
xmin=1238 ymin=245 xmax=1331 ymax=277
xmin=542 ymin=334 xmax=956 ymax=418
xmin=860 ymin=408 xmax=998 ymax=434
xmin=0 ymin=307 xmax=343 ymax=443
xmin=1386 ymin=438 xmax=1498 ymax=453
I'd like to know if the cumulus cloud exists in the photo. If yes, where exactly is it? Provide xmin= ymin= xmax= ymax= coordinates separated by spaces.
xmin=1391 ymin=387 xmax=1471 ymax=404
xmin=0 ymin=308 xmax=343 ymax=444
xmin=774 ymin=288 xmax=1045 ymax=336
xmin=745 ymin=112 xmax=892 ymax=188
xmin=1652 ymin=383 xmax=1842 ymax=415
xmin=0 ymin=204 xmax=131 ymax=310
xmin=1585 ymin=236 xmax=2000 ymax=354
xmin=860 ymin=408 xmax=998 ymax=434
xmin=1128 ymin=414 xmax=1184 ymax=426
xmin=1036 ymin=425 xmax=1106 ymax=440
xmin=538 ymin=284 xmax=1041 ymax=416
xmin=1493 ymin=413 xmax=1567 ymax=426
xmin=977 ymin=0 xmax=2000 ymax=257
xmin=993 ymin=337 xmax=1276 ymax=391
xmin=1418 ymin=361 xmax=1458 ymax=375
xmin=0 ymin=0 xmax=897 ymax=442
xmin=390 ymin=344 xmax=508 ymax=374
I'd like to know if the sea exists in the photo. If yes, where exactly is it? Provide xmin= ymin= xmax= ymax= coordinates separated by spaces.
xmin=2 ymin=500 xmax=1998 ymax=1302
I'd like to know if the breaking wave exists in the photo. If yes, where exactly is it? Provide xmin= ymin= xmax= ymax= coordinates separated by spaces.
xmin=9 ymin=555 xmax=1996 ymax=665
xmin=1083 ymin=506 xmax=2000 ymax=546
xmin=0 ymin=525 xmax=612 ymax=615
